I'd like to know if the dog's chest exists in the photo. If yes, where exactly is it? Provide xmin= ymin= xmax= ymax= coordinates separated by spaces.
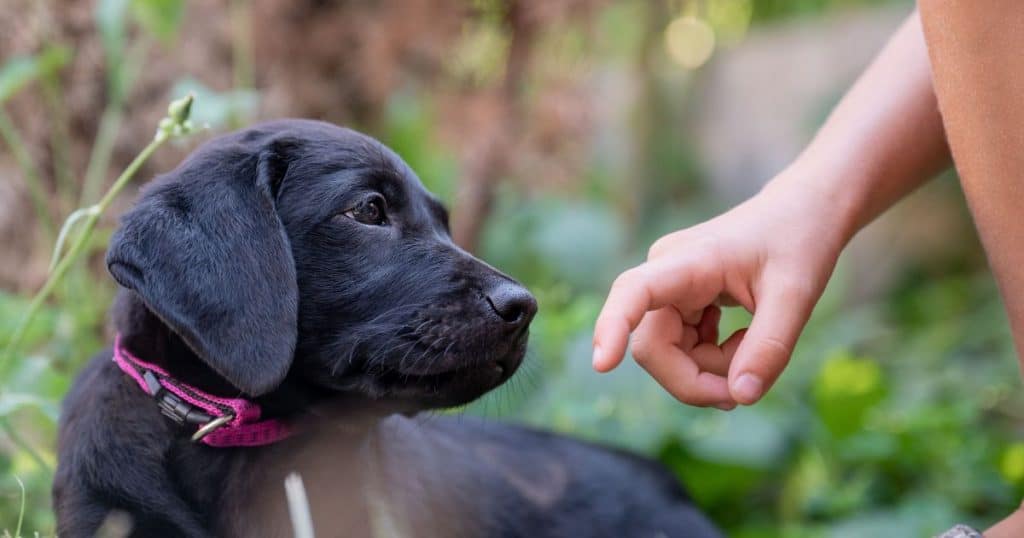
xmin=216 ymin=416 xmax=492 ymax=538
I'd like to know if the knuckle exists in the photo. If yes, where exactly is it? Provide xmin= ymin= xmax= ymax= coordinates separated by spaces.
xmin=755 ymin=334 xmax=793 ymax=362
xmin=678 ymin=258 xmax=719 ymax=296
xmin=647 ymin=238 xmax=669 ymax=259
xmin=689 ymin=234 xmax=722 ymax=260
xmin=613 ymin=268 xmax=643 ymax=290
xmin=690 ymin=257 xmax=717 ymax=282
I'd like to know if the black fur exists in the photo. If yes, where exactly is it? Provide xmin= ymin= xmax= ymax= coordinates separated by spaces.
xmin=53 ymin=120 xmax=722 ymax=537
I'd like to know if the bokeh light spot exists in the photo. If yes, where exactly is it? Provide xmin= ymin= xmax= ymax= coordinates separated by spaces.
xmin=664 ymin=16 xmax=716 ymax=70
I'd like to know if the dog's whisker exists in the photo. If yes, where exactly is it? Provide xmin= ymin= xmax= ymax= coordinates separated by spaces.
xmin=361 ymin=302 xmax=430 ymax=326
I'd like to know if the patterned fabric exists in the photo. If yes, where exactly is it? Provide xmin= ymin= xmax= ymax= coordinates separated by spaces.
xmin=934 ymin=524 xmax=984 ymax=538
xmin=112 ymin=335 xmax=293 ymax=447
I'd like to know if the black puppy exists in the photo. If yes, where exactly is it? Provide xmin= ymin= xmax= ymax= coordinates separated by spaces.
xmin=53 ymin=120 xmax=722 ymax=537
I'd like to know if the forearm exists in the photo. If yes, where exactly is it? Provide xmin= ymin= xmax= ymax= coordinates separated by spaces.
xmin=767 ymin=11 xmax=951 ymax=245
xmin=986 ymin=504 xmax=1024 ymax=538
xmin=919 ymin=0 xmax=1024 ymax=388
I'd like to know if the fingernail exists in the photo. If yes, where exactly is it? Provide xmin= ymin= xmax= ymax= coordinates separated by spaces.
xmin=591 ymin=345 xmax=602 ymax=369
xmin=714 ymin=403 xmax=735 ymax=411
xmin=733 ymin=373 xmax=763 ymax=403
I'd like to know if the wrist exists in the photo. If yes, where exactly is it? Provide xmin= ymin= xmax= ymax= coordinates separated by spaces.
xmin=761 ymin=154 xmax=874 ymax=248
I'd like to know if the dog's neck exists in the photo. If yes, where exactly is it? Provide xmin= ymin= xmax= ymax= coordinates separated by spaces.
xmin=111 ymin=290 xmax=413 ymax=423
xmin=112 ymin=290 xmax=320 ymax=418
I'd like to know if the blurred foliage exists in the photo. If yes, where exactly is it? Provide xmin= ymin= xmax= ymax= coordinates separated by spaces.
xmin=751 ymin=0 xmax=899 ymax=23
xmin=0 ymin=48 xmax=70 ymax=105
xmin=470 ymin=211 xmax=1023 ymax=537
xmin=1 ymin=0 xmax=1016 ymax=537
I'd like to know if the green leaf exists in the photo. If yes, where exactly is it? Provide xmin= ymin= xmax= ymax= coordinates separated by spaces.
xmin=379 ymin=92 xmax=459 ymax=203
xmin=0 ymin=57 xmax=39 ymax=104
xmin=132 ymin=0 xmax=185 ymax=43
xmin=0 ymin=393 xmax=59 ymax=422
xmin=0 ymin=46 xmax=70 ymax=104
xmin=96 ymin=0 xmax=129 ymax=59
xmin=0 ymin=293 xmax=56 ymax=352
xmin=660 ymin=439 xmax=769 ymax=511
xmin=36 ymin=45 xmax=72 ymax=76
xmin=96 ymin=0 xmax=130 ymax=94
xmin=682 ymin=406 xmax=791 ymax=467
xmin=813 ymin=350 xmax=886 ymax=438
xmin=530 ymin=201 xmax=626 ymax=290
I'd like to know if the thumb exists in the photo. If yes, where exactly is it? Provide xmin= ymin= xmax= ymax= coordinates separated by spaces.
xmin=728 ymin=283 xmax=816 ymax=405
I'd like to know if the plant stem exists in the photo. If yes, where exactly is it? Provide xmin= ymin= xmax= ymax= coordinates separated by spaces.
xmin=0 ymin=96 xmax=190 ymax=509
xmin=1 ymin=136 xmax=164 ymax=371
xmin=13 ymin=475 xmax=25 ymax=538
xmin=79 ymin=41 xmax=148 ymax=206
xmin=0 ymin=108 xmax=55 ymax=242
xmin=78 ymin=104 xmax=124 ymax=207
xmin=43 ymin=72 xmax=75 ymax=209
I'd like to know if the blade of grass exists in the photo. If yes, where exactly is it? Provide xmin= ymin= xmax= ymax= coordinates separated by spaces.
xmin=0 ymin=109 xmax=55 ymax=242
xmin=1 ymin=135 xmax=163 ymax=371
xmin=42 ymin=73 xmax=75 ymax=208
xmin=0 ymin=46 xmax=71 ymax=239
xmin=0 ymin=94 xmax=195 ymax=375
xmin=49 ymin=206 xmax=99 ymax=273
xmin=14 ymin=476 xmax=25 ymax=538
xmin=79 ymin=41 xmax=149 ymax=206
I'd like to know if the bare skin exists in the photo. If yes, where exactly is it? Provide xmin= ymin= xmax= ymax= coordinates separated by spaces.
xmin=593 ymin=12 xmax=948 ymax=408
xmin=593 ymin=7 xmax=1024 ymax=532
xmin=920 ymin=2 xmax=1024 ymax=535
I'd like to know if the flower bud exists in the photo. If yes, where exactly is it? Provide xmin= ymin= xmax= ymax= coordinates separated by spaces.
xmin=166 ymin=93 xmax=194 ymax=125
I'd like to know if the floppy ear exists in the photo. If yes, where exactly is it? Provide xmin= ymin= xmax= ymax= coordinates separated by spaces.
xmin=106 ymin=137 xmax=298 ymax=396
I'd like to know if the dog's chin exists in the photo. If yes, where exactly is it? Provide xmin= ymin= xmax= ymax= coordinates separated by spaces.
xmin=334 ymin=344 xmax=526 ymax=410
xmin=391 ymin=353 xmax=522 ymax=408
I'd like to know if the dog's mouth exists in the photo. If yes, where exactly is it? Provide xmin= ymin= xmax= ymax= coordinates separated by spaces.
xmin=382 ymin=345 xmax=523 ymax=387
xmin=353 ymin=333 xmax=528 ymax=407
xmin=377 ymin=357 xmax=512 ymax=388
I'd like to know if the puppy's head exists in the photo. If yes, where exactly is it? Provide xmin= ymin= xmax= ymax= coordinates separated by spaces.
xmin=106 ymin=120 xmax=536 ymax=408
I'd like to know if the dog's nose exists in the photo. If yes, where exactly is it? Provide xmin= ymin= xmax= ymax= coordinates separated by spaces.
xmin=486 ymin=281 xmax=538 ymax=325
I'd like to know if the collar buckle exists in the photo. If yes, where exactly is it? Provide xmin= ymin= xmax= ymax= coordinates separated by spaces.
xmin=191 ymin=414 xmax=235 ymax=442
xmin=141 ymin=370 xmax=227 ymax=439
xmin=114 ymin=337 xmax=290 ymax=447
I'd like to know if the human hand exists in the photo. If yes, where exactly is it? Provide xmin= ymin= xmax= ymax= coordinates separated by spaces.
xmin=592 ymin=173 xmax=851 ymax=408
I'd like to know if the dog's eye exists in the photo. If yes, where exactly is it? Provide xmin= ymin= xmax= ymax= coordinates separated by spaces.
xmin=343 ymin=195 xmax=387 ymax=226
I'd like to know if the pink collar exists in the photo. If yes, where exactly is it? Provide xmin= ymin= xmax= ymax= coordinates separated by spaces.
xmin=112 ymin=336 xmax=292 ymax=447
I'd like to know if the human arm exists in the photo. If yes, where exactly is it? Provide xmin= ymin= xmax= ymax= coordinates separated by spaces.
xmin=918 ymin=2 xmax=1024 ymax=534
xmin=591 ymin=11 xmax=951 ymax=407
